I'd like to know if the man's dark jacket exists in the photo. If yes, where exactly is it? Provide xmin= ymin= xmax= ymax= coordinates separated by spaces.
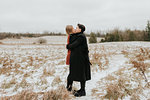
xmin=67 ymin=32 xmax=91 ymax=82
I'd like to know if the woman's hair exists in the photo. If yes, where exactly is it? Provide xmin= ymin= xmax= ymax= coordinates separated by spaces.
xmin=77 ymin=24 xmax=85 ymax=33
xmin=66 ymin=25 xmax=73 ymax=34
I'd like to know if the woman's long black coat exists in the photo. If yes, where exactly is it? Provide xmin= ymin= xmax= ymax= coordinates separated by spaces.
xmin=66 ymin=32 xmax=91 ymax=82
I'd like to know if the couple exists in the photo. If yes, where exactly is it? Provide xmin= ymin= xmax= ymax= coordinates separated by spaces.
xmin=65 ymin=24 xmax=91 ymax=97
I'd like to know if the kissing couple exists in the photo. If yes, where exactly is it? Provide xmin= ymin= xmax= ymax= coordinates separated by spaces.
xmin=65 ymin=24 xmax=91 ymax=97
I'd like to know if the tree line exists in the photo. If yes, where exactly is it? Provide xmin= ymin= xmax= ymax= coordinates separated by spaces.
xmin=89 ymin=21 xmax=150 ymax=43
xmin=0 ymin=32 xmax=65 ymax=40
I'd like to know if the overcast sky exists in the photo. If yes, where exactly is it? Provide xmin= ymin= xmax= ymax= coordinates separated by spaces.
xmin=0 ymin=0 xmax=150 ymax=33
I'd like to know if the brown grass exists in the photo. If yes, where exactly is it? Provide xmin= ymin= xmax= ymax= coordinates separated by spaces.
xmin=105 ymin=74 xmax=117 ymax=81
xmin=28 ymin=56 xmax=34 ymax=66
xmin=1 ymin=85 xmax=72 ymax=100
xmin=90 ymin=51 xmax=109 ymax=71
xmin=43 ymin=67 xmax=55 ymax=76
xmin=130 ymin=60 xmax=149 ymax=84
xmin=20 ymin=77 xmax=30 ymax=88
xmin=91 ymin=88 xmax=99 ymax=96
xmin=57 ymin=60 xmax=65 ymax=65
xmin=0 ymin=41 xmax=3 ymax=44
xmin=40 ymin=76 xmax=48 ymax=85
xmin=104 ymin=77 xmax=132 ymax=100
xmin=1 ymin=90 xmax=38 ymax=100
xmin=129 ymin=47 xmax=150 ymax=85
xmin=1 ymin=78 xmax=17 ymax=89
xmin=51 ymin=76 xmax=62 ymax=87
xmin=43 ymin=85 xmax=71 ymax=100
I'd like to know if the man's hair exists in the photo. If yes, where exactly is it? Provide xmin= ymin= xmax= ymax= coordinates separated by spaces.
xmin=66 ymin=25 xmax=73 ymax=34
xmin=77 ymin=24 xmax=85 ymax=33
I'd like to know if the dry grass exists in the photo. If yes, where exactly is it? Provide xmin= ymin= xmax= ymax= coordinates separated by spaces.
xmin=1 ymin=82 xmax=13 ymax=89
xmin=28 ymin=56 xmax=34 ymax=66
xmin=1 ymin=85 xmax=72 ymax=100
xmin=104 ymin=76 xmax=146 ymax=100
xmin=121 ymin=50 xmax=129 ymax=58
xmin=43 ymin=85 xmax=72 ymax=100
xmin=90 ymin=51 xmax=109 ymax=71
xmin=1 ymin=90 xmax=39 ymax=100
xmin=103 ymin=55 xmax=109 ymax=67
xmin=57 ymin=60 xmax=65 ymax=65
xmin=129 ymin=48 xmax=150 ymax=84
xmin=104 ymin=77 xmax=132 ymax=100
xmin=91 ymin=88 xmax=99 ymax=96
xmin=124 ymin=47 xmax=150 ymax=86
xmin=130 ymin=61 xmax=146 ymax=73
xmin=130 ymin=60 xmax=149 ymax=85
xmin=43 ymin=67 xmax=55 ymax=76
xmin=115 ymin=68 xmax=126 ymax=76
xmin=97 ymin=61 xmax=147 ymax=100
xmin=40 ymin=76 xmax=48 ymax=85
xmin=0 ymin=56 xmax=23 ymax=75
xmin=105 ymin=74 xmax=117 ymax=81
xmin=51 ymin=76 xmax=62 ymax=87
xmin=1 ymin=42 xmax=150 ymax=99
xmin=19 ymin=77 xmax=30 ymax=88
xmin=0 ymin=41 xmax=3 ymax=44
xmin=1 ymin=77 xmax=17 ymax=89
xmin=104 ymin=82 xmax=123 ymax=100
xmin=0 ymin=66 xmax=12 ymax=75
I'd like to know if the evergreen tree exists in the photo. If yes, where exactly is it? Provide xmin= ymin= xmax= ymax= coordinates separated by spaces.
xmin=96 ymin=32 xmax=101 ymax=37
xmin=120 ymin=34 xmax=123 ymax=41
xmin=114 ymin=33 xmax=120 ymax=41
xmin=129 ymin=31 xmax=135 ymax=41
xmin=146 ymin=21 xmax=150 ymax=41
xmin=89 ymin=32 xmax=97 ymax=43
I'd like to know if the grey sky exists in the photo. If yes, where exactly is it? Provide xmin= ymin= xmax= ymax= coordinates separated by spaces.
xmin=0 ymin=0 xmax=150 ymax=33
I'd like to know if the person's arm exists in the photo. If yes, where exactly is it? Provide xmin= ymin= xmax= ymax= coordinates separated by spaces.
xmin=66 ymin=35 xmax=83 ymax=50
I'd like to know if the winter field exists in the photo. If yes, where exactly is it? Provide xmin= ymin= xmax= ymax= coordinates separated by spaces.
xmin=0 ymin=36 xmax=150 ymax=100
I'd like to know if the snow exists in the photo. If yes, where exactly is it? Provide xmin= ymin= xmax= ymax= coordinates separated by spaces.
xmin=0 ymin=37 xmax=150 ymax=99
xmin=74 ymin=54 xmax=128 ymax=100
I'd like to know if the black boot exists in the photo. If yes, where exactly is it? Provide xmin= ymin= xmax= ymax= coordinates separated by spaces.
xmin=72 ymin=89 xmax=81 ymax=95
xmin=74 ymin=89 xmax=86 ymax=97
xmin=74 ymin=81 xmax=86 ymax=97
xmin=66 ymin=85 xmax=72 ymax=92
xmin=66 ymin=77 xmax=73 ymax=92
xmin=66 ymin=75 xmax=73 ymax=91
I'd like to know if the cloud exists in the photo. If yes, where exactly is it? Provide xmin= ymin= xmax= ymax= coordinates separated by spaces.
xmin=0 ymin=0 xmax=150 ymax=33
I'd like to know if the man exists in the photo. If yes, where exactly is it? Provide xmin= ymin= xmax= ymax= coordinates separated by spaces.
xmin=66 ymin=24 xmax=91 ymax=97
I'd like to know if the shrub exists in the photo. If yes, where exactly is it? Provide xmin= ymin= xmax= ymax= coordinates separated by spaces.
xmin=0 ymin=41 xmax=3 ymax=44
xmin=37 ymin=38 xmax=47 ymax=44
xmin=89 ymin=32 xmax=97 ymax=43
xmin=100 ymin=39 xmax=105 ymax=42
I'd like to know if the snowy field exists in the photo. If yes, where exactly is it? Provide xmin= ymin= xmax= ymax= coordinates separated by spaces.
xmin=0 ymin=36 xmax=102 ymax=45
xmin=0 ymin=36 xmax=150 ymax=100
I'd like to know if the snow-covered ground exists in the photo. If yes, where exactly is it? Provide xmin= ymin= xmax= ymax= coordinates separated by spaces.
xmin=0 ymin=37 xmax=150 ymax=100
xmin=0 ymin=36 xmax=102 ymax=45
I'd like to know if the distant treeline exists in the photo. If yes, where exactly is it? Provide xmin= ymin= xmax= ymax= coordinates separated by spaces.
xmin=0 ymin=31 xmax=104 ymax=40
xmin=89 ymin=21 xmax=150 ymax=43
xmin=101 ymin=21 xmax=150 ymax=42
xmin=1 ymin=21 xmax=150 ymax=42
xmin=101 ymin=29 xmax=149 ymax=42
xmin=0 ymin=32 xmax=65 ymax=40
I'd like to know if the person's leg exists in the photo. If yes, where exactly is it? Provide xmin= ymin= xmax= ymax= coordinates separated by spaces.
xmin=66 ymin=76 xmax=73 ymax=91
xmin=74 ymin=81 xmax=86 ymax=97
xmin=80 ymin=81 xmax=86 ymax=91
